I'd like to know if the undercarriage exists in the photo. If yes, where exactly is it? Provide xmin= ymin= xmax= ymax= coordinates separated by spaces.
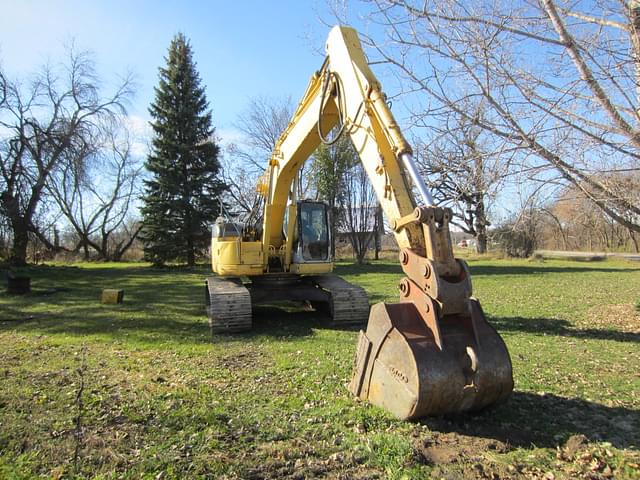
xmin=205 ymin=274 xmax=370 ymax=332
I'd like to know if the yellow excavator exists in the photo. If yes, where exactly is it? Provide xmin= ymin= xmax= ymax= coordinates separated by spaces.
xmin=207 ymin=26 xmax=513 ymax=419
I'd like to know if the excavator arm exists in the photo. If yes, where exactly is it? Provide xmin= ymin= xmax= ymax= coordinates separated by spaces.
xmin=261 ymin=27 xmax=462 ymax=278
xmin=261 ymin=27 xmax=424 ymax=263
xmin=258 ymin=26 xmax=513 ymax=418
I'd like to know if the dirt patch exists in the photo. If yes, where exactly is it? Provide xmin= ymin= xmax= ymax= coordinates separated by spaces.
xmin=585 ymin=303 xmax=640 ymax=333
xmin=216 ymin=348 xmax=267 ymax=370
xmin=415 ymin=431 xmax=508 ymax=466
xmin=420 ymin=444 xmax=460 ymax=464
xmin=418 ymin=413 xmax=538 ymax=450
xmin=248 ymin=439 xmax=379 ymax=480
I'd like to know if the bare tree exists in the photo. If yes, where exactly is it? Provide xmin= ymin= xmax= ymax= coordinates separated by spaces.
xmin=341 ymin=161 xmax=379 ymax=264
xmin=309 ymin=133 xmax=382 ymax=263
xmin=415 ymin=103 xmax=511 ymax=253
xmin=351 ymin=0 xmax=640 ymax=233
xmin=223 ymin=96 xmax=294 ymax=223
xmin=492 ymin=194 xmax=549 ymax=257
xmin=550 ymin=172 xmax=640 ymax=252
xmin=311 ymin=136 xmax=354 ymax=256
xmin=0 ymin=48 xmax=132 ymax=265
xmin=47 ymin=122 xmax=143 ymax=260
xmin=234 ymin=96 xmax=294 ymax=170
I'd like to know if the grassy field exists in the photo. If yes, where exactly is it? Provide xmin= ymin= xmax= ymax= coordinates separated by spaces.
xmin=0 ymin=258 xmax=639 ymax=479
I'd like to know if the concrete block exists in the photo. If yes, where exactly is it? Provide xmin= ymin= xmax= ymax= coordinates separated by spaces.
xmin=101 ymin=289 xmax=124 ymax=304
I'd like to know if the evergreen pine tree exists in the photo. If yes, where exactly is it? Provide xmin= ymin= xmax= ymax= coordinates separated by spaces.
xmin=141 ymin=33 xmax=225 ymax=266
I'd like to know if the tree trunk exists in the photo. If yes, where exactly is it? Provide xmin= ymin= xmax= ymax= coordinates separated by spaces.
xmin=330 ymin=203 xmax=337 ymax=259
xmin=109 ymin=246 xmax=123 ymax=262
xmin=630 ymin=230 xmax=639 ymax=253
xmin=476 ymin=233 xmax=488 ymax=255
xmin=351 ymin=232 xmax=362 ymax=264
xmin=111 ymin=225 xmax=141 ymax=262
xmin=187 ymin=237 xmax=195 ymax=266
xmin=185 ymin=204 xmax=196 ymax=266
xmin=2 ymin=192 xmax=29 ymax=266
xmin=99 ymin=234 xmax=109 ymax=261
xmin=630 ymin=0 xmax=640 ymax=113
xmin=9 ymin=222 xmax=29 ymax=267
xmin=351 ymin=232 xmax=364 ymax=265
xmin=353 ymin=231 xmax=376 ymax=265
xmin=374 ymin=204 xmax=383 ymax=260
xmin=474 ymin=198 xmax=488 ymax=254
xmin=356 ymin=241 xmax=367 ymax=264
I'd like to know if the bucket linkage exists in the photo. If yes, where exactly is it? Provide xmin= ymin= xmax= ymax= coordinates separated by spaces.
xmin=349 ymin=207 xmax=513 ymax=419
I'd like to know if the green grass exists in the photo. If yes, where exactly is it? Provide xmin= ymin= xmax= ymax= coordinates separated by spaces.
xmin=1 ymin=258 xmax=639 ymax=479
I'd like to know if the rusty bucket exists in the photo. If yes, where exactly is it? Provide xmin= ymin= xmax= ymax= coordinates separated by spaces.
xmin=349 ymin=297 xmax=513 ymax=419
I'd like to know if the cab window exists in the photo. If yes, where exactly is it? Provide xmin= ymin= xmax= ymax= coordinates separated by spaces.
xmin=299 ymin=202 xmax=329 ymax=261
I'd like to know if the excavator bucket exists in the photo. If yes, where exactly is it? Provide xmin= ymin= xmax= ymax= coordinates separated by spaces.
xmin=349 ymin=297 xmax=513 ymax=419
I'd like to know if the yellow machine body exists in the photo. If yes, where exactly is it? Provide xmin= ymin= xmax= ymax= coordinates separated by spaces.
xmin=211 ymin=236 xmax=333 ymax=276
xmin=208 ymin=26 xmax=513 ymax=419
xmin=211 ymin=239 xmax=263 ymax=276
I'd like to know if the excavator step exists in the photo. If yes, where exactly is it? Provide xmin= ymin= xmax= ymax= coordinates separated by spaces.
xmin=205 ymin=276 xmax=252 ymax=333
xmin=309 ymin=274 xmax=370 ymax=325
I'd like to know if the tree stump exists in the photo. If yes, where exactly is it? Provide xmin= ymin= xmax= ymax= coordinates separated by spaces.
xmin=7 ymin=275 xmax=31 ymax=294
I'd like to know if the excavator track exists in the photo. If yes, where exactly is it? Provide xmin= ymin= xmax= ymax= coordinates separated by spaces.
xmin=205 ymin=276 xmax=252 ymax=333
xmin=309 ymin=274 xmax=370 ymax=325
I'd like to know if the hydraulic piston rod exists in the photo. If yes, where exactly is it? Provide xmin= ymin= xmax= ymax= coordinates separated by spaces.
xmin=399 ymin=152 xmax=434 ymax=207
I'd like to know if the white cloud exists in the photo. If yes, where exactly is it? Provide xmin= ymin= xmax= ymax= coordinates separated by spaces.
xmin=124 ymin=114 xmax=152 ymax=136
xmin=216 ymin=127 xmax=245 ymax=148
xmin=123 ymin=114 xmax=152 ymax=158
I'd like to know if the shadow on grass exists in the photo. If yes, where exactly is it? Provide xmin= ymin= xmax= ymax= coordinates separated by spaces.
xmin=366 ymin=293 xmax=392 ymax=304
xmin=491 ymin=316 xmax=640 ymax=343
xmin=248 ymin=305 xmax=639 ymax=343
xmin=419 ymin=391 xmax=639 ymax=450
xmin=469 ymin=264 xmax=638 ymax=276
xmin=0 ymin=266 xmax=368 ymax=345
xmin=1 ymin=293 xmax=357 ymax=345
xmin=0 ymin=307 xmax=212 ymax=345
xmin=0 ymin=264 xmax=213 ymax=344
xmin=334 ymin=263 xmax=402 ymax=276
xmin=3 ymin=264 xmax=636 ymax=345
xmin=244 ymin=305 xmax=363 ymax=338
xmin=250 ymin=306 xmax=314 ymax=337
xmin=334 ymin=260 xmax=639 ymax=278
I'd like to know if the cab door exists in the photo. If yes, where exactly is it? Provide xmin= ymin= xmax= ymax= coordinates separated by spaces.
xmin=294 ymin=201 xmax=330 ymax=263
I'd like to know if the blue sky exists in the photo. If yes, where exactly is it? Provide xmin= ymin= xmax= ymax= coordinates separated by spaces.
xmin=0 ymin=1 xmax=349 ymax=143
xmin=0 ymin=2 xmax=525 ymax=224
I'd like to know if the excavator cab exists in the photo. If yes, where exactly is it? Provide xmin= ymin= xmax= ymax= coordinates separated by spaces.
xmin=294 ymin=200 xmax=330 ymax=263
